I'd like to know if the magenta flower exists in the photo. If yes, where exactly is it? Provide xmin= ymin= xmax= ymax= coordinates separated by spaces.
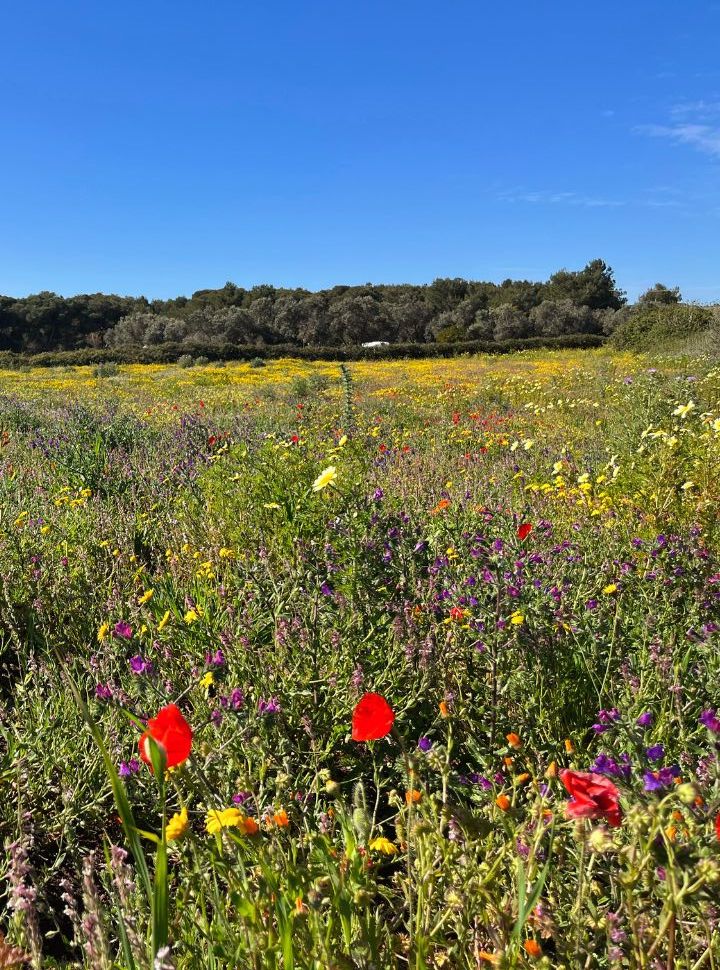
xmin=258 ymin=697 xmax=281 ymax=715
xmin=113 ymin=621 xmax=133 ymax=640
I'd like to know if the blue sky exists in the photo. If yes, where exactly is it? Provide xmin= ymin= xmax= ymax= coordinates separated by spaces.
xmin=2 ymin=0 xmax=720 ymax=302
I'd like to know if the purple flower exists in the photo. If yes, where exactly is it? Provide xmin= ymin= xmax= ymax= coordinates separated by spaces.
xmin=636 ymin=712 xmax=653 ymax=728
xmin=232 ymin=791 xmax=252 ymax=805
xmin=417 ymin=736 xmax=432 ymax=752
xmin=118 ymin=758 xmax=140 ymax=777
xmin=129 ymin=655 xmax=152 ymax=675
xmin=372 ymin=488 xmax=384 ymax=501
xmin=230 ymin=688 xmax=244 ymax=709
xmin=258 ymin=697 xmax=281 ymax=715
xmin=585 ymin=599 xmax=598 ymax=611
xmin=645 ymin=744 xmax=664 ymax=762
xmin=700 ymin=709 xmax=720 ymax=733
xmin=95 ymin=683 xmax=113 ymax=701
xmin=113 ymin=621 xmax=132 ymax=640
xmin=205 ymin=648 xmax=225 ymax=666
xmin=591 ymin=754 xmax=620 ymax=776
xmin=643 ymin=766 xmax=680 ymax=791
xmin=320 ymin=581 xmax=334 ymax=596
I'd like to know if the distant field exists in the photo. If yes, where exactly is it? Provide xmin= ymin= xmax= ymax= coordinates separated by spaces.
xmin=1 ymin=348 xmax=719 ymax=968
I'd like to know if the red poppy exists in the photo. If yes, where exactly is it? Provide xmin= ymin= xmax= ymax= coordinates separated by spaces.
xmin=715 ymin=812 xmax=720 ymax=841
xmin=139 ymin=703 xmax=193 ymax=770
xmin=517 ymin=523 xmax=533 ymax=541
xmin=351 ymin=693 xmax=395 ymax=742
xmin=560 ymin=769 xmax=622 ymax=828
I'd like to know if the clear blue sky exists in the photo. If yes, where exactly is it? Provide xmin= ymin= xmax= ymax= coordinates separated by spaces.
xmin=2 ymin=0 xmax=720 ymax=302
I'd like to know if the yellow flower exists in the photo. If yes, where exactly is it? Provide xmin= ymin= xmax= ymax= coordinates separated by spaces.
xmin=205 ymin=807 xmax=244 ymax=835
xmin=602 ymin=583 xmax=618 ymax=595
xmin=97 ymin=622 xmax=109 ymax=643
xmin=205 ymin=810 xmax=224 ymax=835
xmin=166 ymin=807 xmax=189 ymax=842
xmin=184 ymin=608 xmax=201 ymax=624
xmin=369 ymin=836 xmax=398 ymax=855
xmin=510 ymin=611 xmax=524 ymax=625
xmin=138 ymin=589 xmax=154 ymax=605
xmin=672 ymin=400 xmax=696 ymax=419
xmin=312 ymin=466 xmax=337 ymax=492
xmin=199 ymin=671 xmax=214 ymax=690
xmin=157 ymin=610 xmax=171 ymax=631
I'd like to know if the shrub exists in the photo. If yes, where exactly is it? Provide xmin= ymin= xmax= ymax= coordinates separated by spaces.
xmin=611 ymin=303 xmax=713 ymax=351
xmin=92 ymin=361 xmax=120 ymax=378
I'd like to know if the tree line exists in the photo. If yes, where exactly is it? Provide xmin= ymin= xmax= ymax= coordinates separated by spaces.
xmin=0 ymin=260 xmax=683 ymax=354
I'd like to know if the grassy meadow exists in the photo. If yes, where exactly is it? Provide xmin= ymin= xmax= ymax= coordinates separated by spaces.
xmin=1 ymin=348 xmax=720 ymax=969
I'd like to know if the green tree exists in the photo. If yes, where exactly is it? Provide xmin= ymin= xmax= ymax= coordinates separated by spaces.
xmin=637 ymin=283 xmax=681 ymax=305
xmin=547 ymin=259 xmax=625 ymax=310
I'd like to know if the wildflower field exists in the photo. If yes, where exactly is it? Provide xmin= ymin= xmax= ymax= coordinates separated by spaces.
xmin=2 ymin=349 xmax=720 ymax=969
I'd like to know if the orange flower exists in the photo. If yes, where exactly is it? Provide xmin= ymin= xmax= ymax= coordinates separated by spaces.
xmin=439 ymin=700 xmax=450 ymax=718
xmin=564 ymin=738 xmax=575 ymax=754
xmin=545 ymin=760 xmax=558 ymax=779
xmin=273 ymin=809 xmax=290 ymax=828
xmin=514 ymin=773 xmax=530 ymax=785
xmin=495 ymin=794 xmax=511 ymax=811
xmin=523 ymin=939 xmax=542 ymax=958
xmin=405 ymin=789 xmax=422 ymax=805
xmin=243 ymin=816 xmax=259 ymax=835
xmin=506 ymin=732 xmax=522 ymax=749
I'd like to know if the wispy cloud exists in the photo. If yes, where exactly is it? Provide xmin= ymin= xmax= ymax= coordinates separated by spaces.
xmin=496 ymin=188 xmax=682 ymax=210
xmin=497 ymin=189 xmax=625 ymax=208
xmin=669 ymin=100 xmax=720 ymax=119
xmin=636 ymin=100 xmax=720 ymax=158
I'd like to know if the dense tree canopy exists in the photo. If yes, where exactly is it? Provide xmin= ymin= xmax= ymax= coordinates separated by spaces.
xmin=0 ymin=261 xmax=627 ymax=353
